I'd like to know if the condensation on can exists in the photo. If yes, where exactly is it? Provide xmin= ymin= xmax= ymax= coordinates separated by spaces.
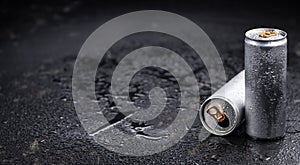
xmin=245 ymin=28 xmax=287 ymax=140
xmin=200 ymin=71 xmax=245 ymax=136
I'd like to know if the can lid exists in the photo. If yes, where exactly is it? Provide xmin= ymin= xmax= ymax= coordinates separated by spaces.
xmin=245 ymin=28 xmax=287 ymax=41
xmin=200 ymin=98 xmax=237 ymax=136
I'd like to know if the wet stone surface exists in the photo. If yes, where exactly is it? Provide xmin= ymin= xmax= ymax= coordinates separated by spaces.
xmin=1 ymin=1 xmax=300 ymax=164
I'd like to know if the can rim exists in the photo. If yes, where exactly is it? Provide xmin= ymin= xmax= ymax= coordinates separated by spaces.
xmin=245 ymin=28 xmax=287 ymax=42
xmin=199 ymin=96 xmax=240 ymax=136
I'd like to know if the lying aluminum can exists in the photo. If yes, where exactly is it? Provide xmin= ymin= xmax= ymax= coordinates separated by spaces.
xmin=245 ymin=28 xmax=287 ymax=140
xmin=200 ymin=71 xmax=245 ymax=136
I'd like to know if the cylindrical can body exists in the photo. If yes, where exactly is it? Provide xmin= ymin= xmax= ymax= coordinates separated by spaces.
xmin=245 ymin=28 xmax=287 ymax=139
xmin=200 ymin=71 xmax=245 ymax=136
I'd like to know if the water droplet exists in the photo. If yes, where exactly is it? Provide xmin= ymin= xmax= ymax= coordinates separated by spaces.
xmin=61 ymin=96 xmax=67 ymax=101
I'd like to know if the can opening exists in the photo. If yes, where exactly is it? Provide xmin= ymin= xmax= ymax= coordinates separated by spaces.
xmin=218 ymin=115 xmax=230 ymax=128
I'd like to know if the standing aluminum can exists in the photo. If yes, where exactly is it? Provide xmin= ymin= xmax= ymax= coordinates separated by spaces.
xmin=200 ymin=70 xmax=245 ymax=136
xmin=245 ymin=28 xmax=287 ymax=140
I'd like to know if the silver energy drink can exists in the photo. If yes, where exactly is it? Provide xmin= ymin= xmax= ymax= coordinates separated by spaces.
xmin=245 ymin=28 xmax=287 ymax=140
xmin=200 ymin=71 xmax=245 ymax=136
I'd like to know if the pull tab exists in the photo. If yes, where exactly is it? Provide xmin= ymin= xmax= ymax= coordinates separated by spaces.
xmin=206 ymin=105 xmax=225 ymax=122
xmin=259 ymin=31 xmax=277 ymax=38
